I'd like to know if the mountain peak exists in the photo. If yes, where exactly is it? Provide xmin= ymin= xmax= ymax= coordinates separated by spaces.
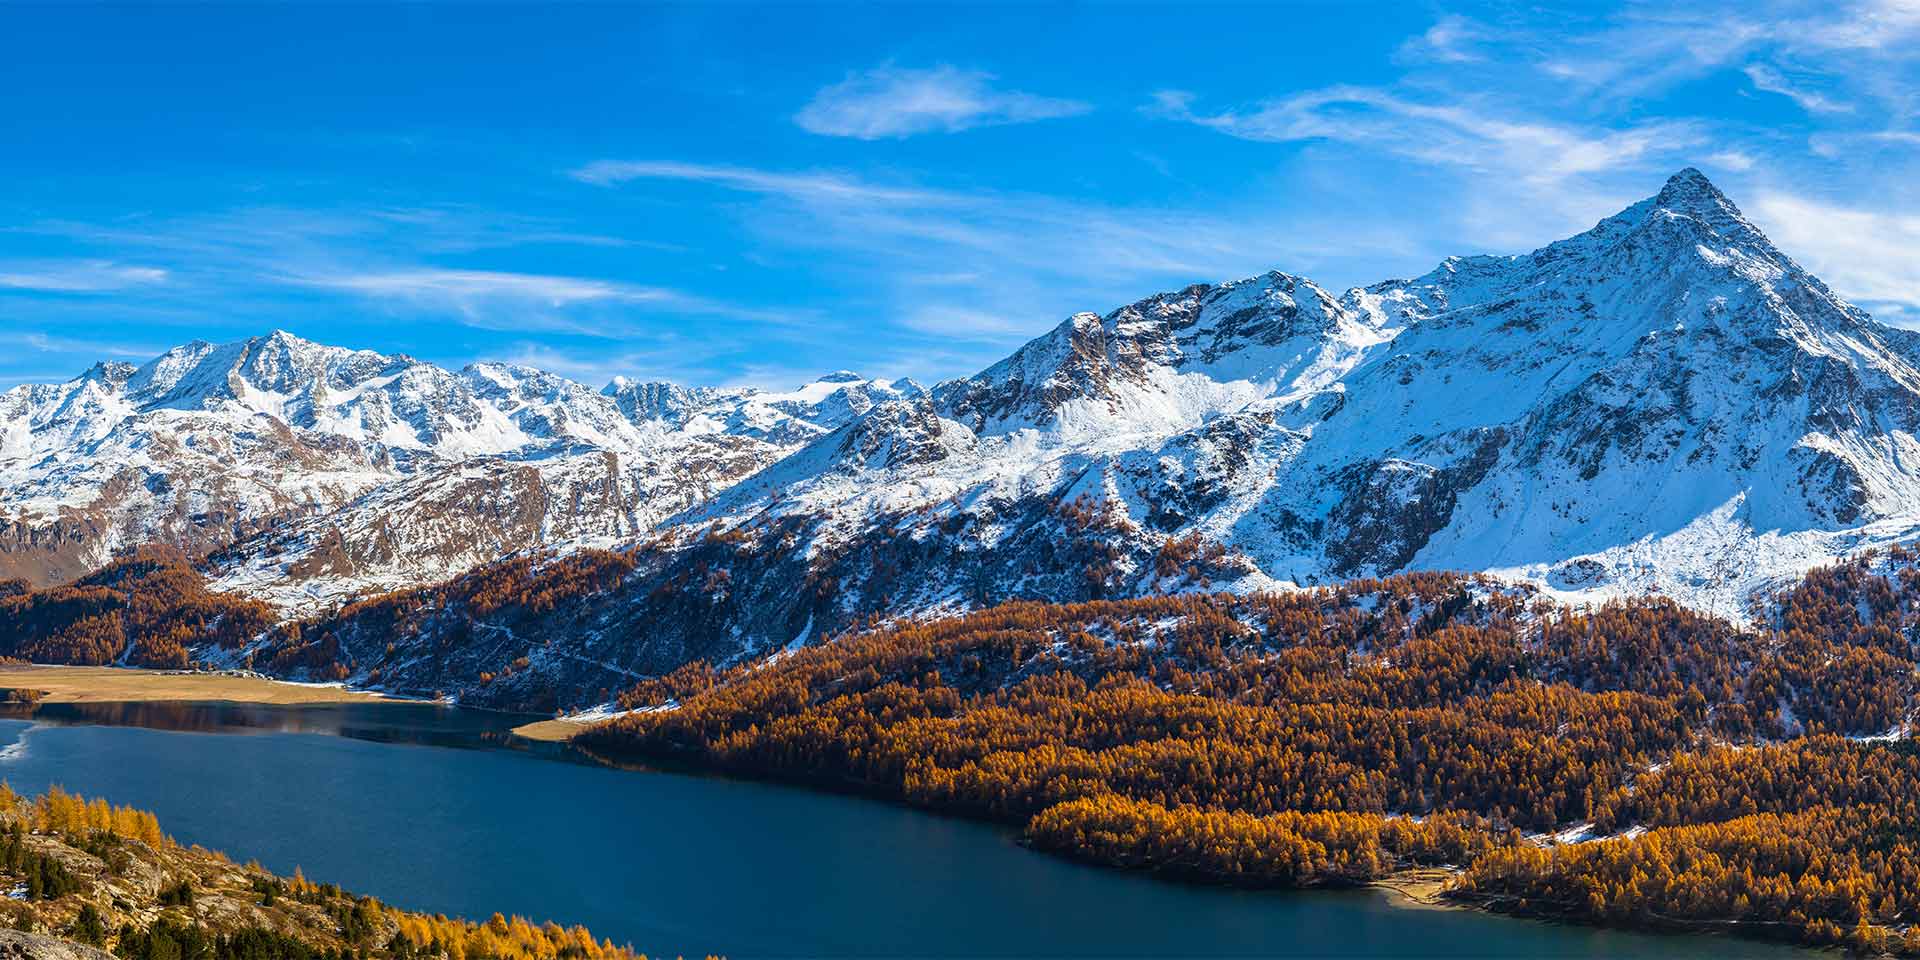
xmin=78 ymin=360 xmax=137 ymax=386
xmin=1651 ymin=166 xmax=1742 ymax=221
xmin=260 ymin=328 xmax=312 ymax=347
xmin=1662 ymin=165 xmax=1715 ymax=191
xmin=1463 ymin=167 xmax=1780 ymax=301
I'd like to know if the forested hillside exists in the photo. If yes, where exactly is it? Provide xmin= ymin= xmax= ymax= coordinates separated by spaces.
xmin=0 ymin=547 xmax=657 ymax=709
xmin=0 ymin=548 xmax=274 ymax=669
xmin=0 ymin=785 xmax=659 ymax=960
xmin=12 ymin=527 xmax=1920 ymax=951
xmin=13 ymin=530 xmax=1920 ymax=955
xmin=578 ymin=547 xmax=1920 ymax=955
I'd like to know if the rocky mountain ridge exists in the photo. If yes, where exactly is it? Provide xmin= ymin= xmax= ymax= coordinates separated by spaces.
xmin=0 ymin=333 xmax=917 ymax=604
xmin=671 ymin=168 xmax=1920 ymax=625
xmin=10 ymin=168 xmax=1920 ymax=704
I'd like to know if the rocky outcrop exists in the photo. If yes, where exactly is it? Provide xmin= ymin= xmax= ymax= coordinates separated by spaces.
xmin=0 ymin=931 xmax=113 ymax=960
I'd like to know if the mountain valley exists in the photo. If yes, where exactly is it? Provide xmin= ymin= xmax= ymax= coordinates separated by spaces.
xmin=9 ymin=169 xmax=1920 ymax=956
xmin=9 ymin=169 xmax=1920 ymax=709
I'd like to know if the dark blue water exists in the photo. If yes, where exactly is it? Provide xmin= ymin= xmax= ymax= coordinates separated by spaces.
xmin=0 ymin=701 xmax=1808 ymax=959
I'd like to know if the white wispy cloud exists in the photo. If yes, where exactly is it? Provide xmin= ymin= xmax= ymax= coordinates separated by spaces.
xmin=0 ymin=331 xmax=172 ymax=390
xmin=298 ymin=268 xmax=667 ymax=307
xmin=1142 ymin=2 xmax=1920 ymax=276
xmin=494 ymin=341 xmax=695 ymax=387
xmin=898 ymin=305 xmax=1034 ymax=340
xmin=493 ymin=341 xmax=863 ymax=393
xmin=1708 ymin=150 xmax=1758 ymax=171
xmin=6 ymin=206 xmax=780 ymax=341
xmin=1 ymin=331 xmax=165 ymax=359
xmin=1792 ymin=0 xmax=1920 ymax=51
xmin=291 ymin=266 xmax=809 ymax=339
xmin=574 ymin=157 xmax=1424 ymax=360
xmin=0 ymin=260 xmax=169 ymax=292
xmin=1747 ymin=191 xmax=1920 ymax=321
xmin=288 ymin=269 xmax=679 ymax=336
xmin=1743 ymin=63 xmax=1855 ymax=113
xmin=15 ymin=205 xmax=665 ymax=282
xmin=794 ymin=64 xmax=1090 ymax=139
xmin=1528 ymin=13 xmax=1771 ymax=98
xmin=569 ymin=161 xmax=947 ymax=204
xmin=1149 ymin=86 xmax=1700 ymax=187
xmin=1398 ymin=15 xmax=1490 ymax=64
xmin=1514 ymin=2 xmax=1918 ymax=111
xmin=577 ymin=158 xmax=1395 ymax=284
xmin=1806 ymin=128 xmax=1920 ymax=158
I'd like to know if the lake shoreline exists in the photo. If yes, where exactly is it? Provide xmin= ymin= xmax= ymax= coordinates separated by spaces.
xmin=1371 ymin=867 xmax=1461 ymax=909
xmin=575 ymin=736 xmax=1829 ymax=957
xmin=509 ymin=715 xmax=597 ymax=742
xmin=0 ymin=664 xmax=618 ymax=745
xmin=0 ymin=677 xmax=1833 ymax=957
xmin=0 ymin=664 xmax=398 ymax=706
xmin=0 ymin=687 xmax=1816 ymax=958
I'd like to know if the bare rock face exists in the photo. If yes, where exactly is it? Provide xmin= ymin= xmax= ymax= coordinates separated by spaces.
xmin=0 ymin=334 xmax=918 ymax=610
xmin=934 ymin=270 xmax=1382 ymax=435
xmin=0 ymin=931 xmax=113 ymax=960
xmin=1324 ymin=428 xmax=1507 ymax=577
xmin=0 ymin=514 xmax=109 ymax=587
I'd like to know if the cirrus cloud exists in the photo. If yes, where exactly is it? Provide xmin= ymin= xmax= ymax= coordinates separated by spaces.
xmin=1747 ymin=191 xmax=1920 ymax=324
xmin=0 ymin=259 xmax=169 ymax=292
xmin=289 ymin=267 xmax=807 ymax=336
xmin=1148 ymin=86 xmax=1700 ymax=188
xmin=297 ymin=268 xmax=660 ymax=307
xmin=570 ymin=160 xmax=949 ymax=204
xmin=1743 ymin=63 xmax=1855 ymax=114
xmin=795 ymin=64 xmax=1090 ymax=140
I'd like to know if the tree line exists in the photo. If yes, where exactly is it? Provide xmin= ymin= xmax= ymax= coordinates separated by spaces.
xmin=0 ymin=784 xmax=655 ymax=960
xmin=0 ymin=547 xmax=274 ymax=668
xmin=579 ymin=547 xmax=1920 ymax=955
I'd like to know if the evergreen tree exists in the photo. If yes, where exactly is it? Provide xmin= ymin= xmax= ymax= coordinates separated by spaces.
xmin=70 ymin=903 xmax=104 ymax=946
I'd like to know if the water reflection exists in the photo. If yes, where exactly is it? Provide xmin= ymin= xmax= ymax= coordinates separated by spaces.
xmin=0 ymin=711 xmax=1813 ymax=959
xmin=0 ymin=699 xmax=1819 ymax=958
xmin=0 ymin=699 xmax=559 ymax=755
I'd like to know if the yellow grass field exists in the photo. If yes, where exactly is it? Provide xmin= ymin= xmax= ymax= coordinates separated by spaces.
xmin=0 ymin=664 xmax=391 ymax=706
xmin=507 ymin=716 xmax=593 ymax=742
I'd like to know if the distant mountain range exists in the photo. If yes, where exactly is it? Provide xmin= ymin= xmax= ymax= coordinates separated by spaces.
xmin=9 ymin=168 xmax=1920 ymax=701
xmin=0 ymin=331 xmax=918 ymax=602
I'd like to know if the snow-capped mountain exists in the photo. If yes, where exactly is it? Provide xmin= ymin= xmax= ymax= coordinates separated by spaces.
xmin=11 ymin=167 xmax=1920 ymax=682
xmin=257 ymin=166 xmax=1920 ymax=711
xmin=0 ymin=331 xmax=918 ymax=603
xmin=671 ymin=168 xmax=1920 ymax=626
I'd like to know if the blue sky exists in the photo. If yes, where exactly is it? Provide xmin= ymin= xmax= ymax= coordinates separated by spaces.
xmin=4 ymin=2 xmax=1920 ymax=390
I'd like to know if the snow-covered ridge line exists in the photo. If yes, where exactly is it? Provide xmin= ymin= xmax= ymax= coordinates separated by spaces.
xmin=10 ymin=167 xmax=1920 ymax=632
xmin=0 ymin=329 xmax=920 ymax=605
xmin=672 ymin=167 xmax=1920 ymax=620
